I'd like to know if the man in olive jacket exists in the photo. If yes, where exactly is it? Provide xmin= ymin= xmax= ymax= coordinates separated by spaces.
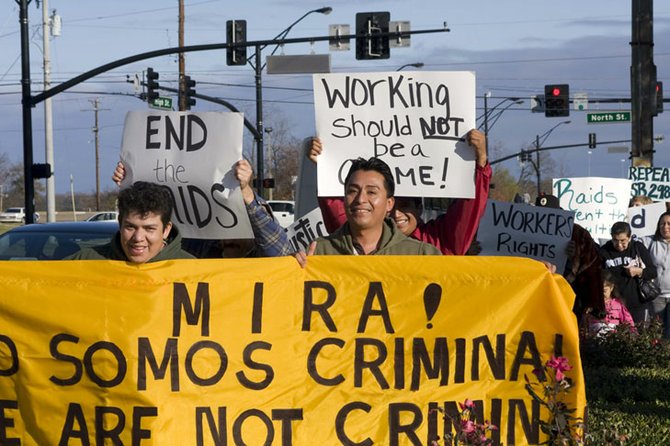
xmin=295 ymin=157 xmax=440 ymax=266
xmin=70 ymin=181 xmax=194 ymax=263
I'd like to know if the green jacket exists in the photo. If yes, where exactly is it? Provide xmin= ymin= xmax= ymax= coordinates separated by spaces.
xmin=314 ymin=218 xmax=441 ymax=256
xmin=69 ymin=226 xmax=194 ymax=262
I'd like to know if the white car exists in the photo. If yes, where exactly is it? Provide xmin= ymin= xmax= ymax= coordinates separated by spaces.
xmin=0 ymin=207 xmax=39 ymax=223
xmin=267 ymin=200 xmax=295 ymax=228
xmin=86 ymin=211 xmax=119 ymax=222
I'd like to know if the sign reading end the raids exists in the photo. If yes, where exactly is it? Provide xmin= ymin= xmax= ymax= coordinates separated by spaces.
xmin=313 ymin=72 xmax=476 ymax=198
xmin=119 ymin=111 xmax=252 ymax=240
xmin=478 ymin=200 xmax=574 ymax=269
xmin=627 ymin=202 xmax=667 ymax=238
xmin=553 ymin=177 xmax=631 ymax=238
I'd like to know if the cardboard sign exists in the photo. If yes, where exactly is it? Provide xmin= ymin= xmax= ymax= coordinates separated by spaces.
xmin=553 ymin=177 xmax=631 ymax=238
xmin=0 ymin=257 xmax=584 ymax=445
xmin=285 ymin=207 xmax=329 ymax=253
xmin=478 ymin=200 xmax=574 ymax=269
xmin=313 ymin=72 xmax=476 ymax=198
xmin=627 ymin=202 xmax=667 ymax=238
xmin=629 ymin=166 xmax=670 ymax=201
xmin=119 ymin=111 xmax=252 ymax=239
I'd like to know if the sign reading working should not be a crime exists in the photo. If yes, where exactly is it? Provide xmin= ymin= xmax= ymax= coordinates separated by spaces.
xmin=313 ymin=71 xmax=477 ymax=198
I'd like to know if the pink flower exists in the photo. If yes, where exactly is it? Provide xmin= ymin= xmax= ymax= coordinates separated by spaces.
xmin=459 ymin=398 xmax=475 ymax=410
xmin=461 ymin=420 xmax=476 ymax=434
xmin=546 ymin=356 xmax=572 ymax=381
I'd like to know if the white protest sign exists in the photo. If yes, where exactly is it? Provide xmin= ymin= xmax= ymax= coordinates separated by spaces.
xmin=313 ymin=71 xmax=476 ymax=198
xmin=119 ymin=111 xmax=252 ymax=240
xmin=628 ymin=202 xmax=667 ymax=238
xmin=478 ymin=200 xmax=574 ymax=269
xmin=629 ymin=166 xmax=670 ymax=201
xmin=285 ymin=207 xmax=329 ymax=252
xmin=553 ymin=177 xmax=631 ymax=239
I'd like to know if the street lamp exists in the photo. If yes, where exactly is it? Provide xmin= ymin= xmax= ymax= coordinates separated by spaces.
xmin=396 ymin=62 xmax=424 ymax=71
xmin=248 ymin=6 xmax=332 ymax=198
xmin=479 ymin=95 xmax=523 ymax=153
xmin=529 ymin=120 xmax=571 ymax=196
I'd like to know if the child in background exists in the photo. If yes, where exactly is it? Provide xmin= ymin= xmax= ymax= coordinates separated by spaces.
xmin=588 ymin=270 xmax=636 ymax=335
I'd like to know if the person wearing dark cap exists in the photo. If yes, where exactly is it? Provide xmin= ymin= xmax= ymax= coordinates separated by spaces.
xmin=535 ymin=193 xmax=605 ymax=321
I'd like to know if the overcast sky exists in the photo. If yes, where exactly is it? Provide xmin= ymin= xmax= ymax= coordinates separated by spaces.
xmin=1 ymin=0 xmax=669 ymax=194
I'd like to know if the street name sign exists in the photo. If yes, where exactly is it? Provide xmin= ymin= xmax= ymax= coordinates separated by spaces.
xmin=586 ymin=111 xmax=631 ymax=124
xmin=149 ymin=97 xmax=173 ymax=110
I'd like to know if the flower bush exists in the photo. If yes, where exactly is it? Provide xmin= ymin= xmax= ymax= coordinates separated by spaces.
xmin=524 ymin=356 xmax=584 ymax=445
xmin=432 ymin=399 xmax=497 ymax=446
xmin=580 ymin=318 xmax=670 ymax=369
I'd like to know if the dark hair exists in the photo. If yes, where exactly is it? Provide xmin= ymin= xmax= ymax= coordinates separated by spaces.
xmin=344 ymin=157 xmax=395 ymax=197
xmin=118 ymin=181 xmax=173 ymax=227
xmin=602 ymin=269 xmax=619 ymax=297
xmin=655 ymin=211 xmax=670 ymax=239
xmin=610 ymin=221 xmax=631 ymax=237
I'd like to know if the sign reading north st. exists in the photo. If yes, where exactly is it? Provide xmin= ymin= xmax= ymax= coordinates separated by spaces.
xmin=586 ymin=111 xmax=631 ymax=124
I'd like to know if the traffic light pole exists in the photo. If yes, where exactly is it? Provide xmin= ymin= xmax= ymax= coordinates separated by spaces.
xmin=254 ymin=45 xmax=265 ymax=198
xmin=17 ymin=0 xmax=448 ymax=221
xmin=490 ymin=138 xmax=633 ymax=166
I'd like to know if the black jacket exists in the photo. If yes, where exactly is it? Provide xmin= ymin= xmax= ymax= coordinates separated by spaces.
xmin=600 ymin=239 xmax=657 ymax=310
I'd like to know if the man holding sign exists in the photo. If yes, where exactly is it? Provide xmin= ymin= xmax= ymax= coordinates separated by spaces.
xmin=309 ymin=128 xmax=489 ymax=255
xmin=70 ymin=181 xmax=194 ymax=263
xmin=113 ymin=159 xmax=291 ymax=258
xmin=295 ymin=157 xmax=440 ymax=266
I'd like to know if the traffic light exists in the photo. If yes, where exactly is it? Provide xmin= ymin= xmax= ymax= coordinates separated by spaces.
xmin=32 ymin=163 xmax=52 ymax=179
xmin=654 ymin=81 xmax=663 ymax=116
xmin=355 ymin=12 xmax=390 ymax=60
xmin=181 ymin=75 xmax=196 ymax=110
xmin=588 ymin=133 xmax=596 ymax=149
xmin=544 ymin=84 xmax=570 ymax=117
xmin=146 ymin=68 xmax=159 ymax=102
xmin=226 ymin=20 xmax=247 ymax=66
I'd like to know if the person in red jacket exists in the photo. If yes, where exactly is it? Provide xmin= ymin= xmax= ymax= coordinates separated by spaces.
xmin=309 ymin=129 xmax=491 ymax=255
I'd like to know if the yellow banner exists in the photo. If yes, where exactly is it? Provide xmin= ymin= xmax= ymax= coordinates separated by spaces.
xmin=0 ymin=256 xmax=583 ymax=445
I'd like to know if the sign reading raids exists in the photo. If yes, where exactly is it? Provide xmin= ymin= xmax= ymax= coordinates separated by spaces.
xmin=478 ymin=200 xmax=574 ymax=269
xmin=119 ymin=111 xmax=252 ymax=240
xmin=285 ymin=207 xmax=328 ymax=253
xmin=627 ymin=202 xmax=667 ymax=238
xmin=553 ymin=177 xmax=632 ymax=238
xmin=629 ymin=166 xmax=670 ymax=201
xmin=313 ymin=72 xmax=476 ymax=198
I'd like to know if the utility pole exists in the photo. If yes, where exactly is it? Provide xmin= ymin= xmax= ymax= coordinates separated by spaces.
xmin=83 ymin=99 xmax=109 ymax=211
xmin=265 ymin=127 xmax=273 ymax=201
xmin=178 ymin=0 xmax=186 ymax=111
xmin=42 ymin=2 xmax=59 ymax=222
xmin=631 ymin=0 xmax=655 ymax=165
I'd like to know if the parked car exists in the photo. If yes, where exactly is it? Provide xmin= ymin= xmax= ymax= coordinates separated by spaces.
xmin=86 ymin=211 xmax=119 ymax=222
xmin=0 ymin=207 xmax=40 ymax=223
xmin=0 ymin=221 xmax=118 ymax=260
xmin=267 ymin=200 xmax=295 ymax=228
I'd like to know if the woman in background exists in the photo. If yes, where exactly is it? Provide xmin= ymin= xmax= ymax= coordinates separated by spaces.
xmin=643 ymin=212 xmax=670 ymax=338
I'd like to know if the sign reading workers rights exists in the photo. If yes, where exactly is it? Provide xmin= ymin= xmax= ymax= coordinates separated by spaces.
xmin=119 ymin=111 xmax=253 ymax=239
xmin=0 ymin=257 xmax=584 ymax=445
xmin=478 ymin=200 xmax=574 ymax=269
xmin=313 ymin=71 xmax=476 ymax=198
